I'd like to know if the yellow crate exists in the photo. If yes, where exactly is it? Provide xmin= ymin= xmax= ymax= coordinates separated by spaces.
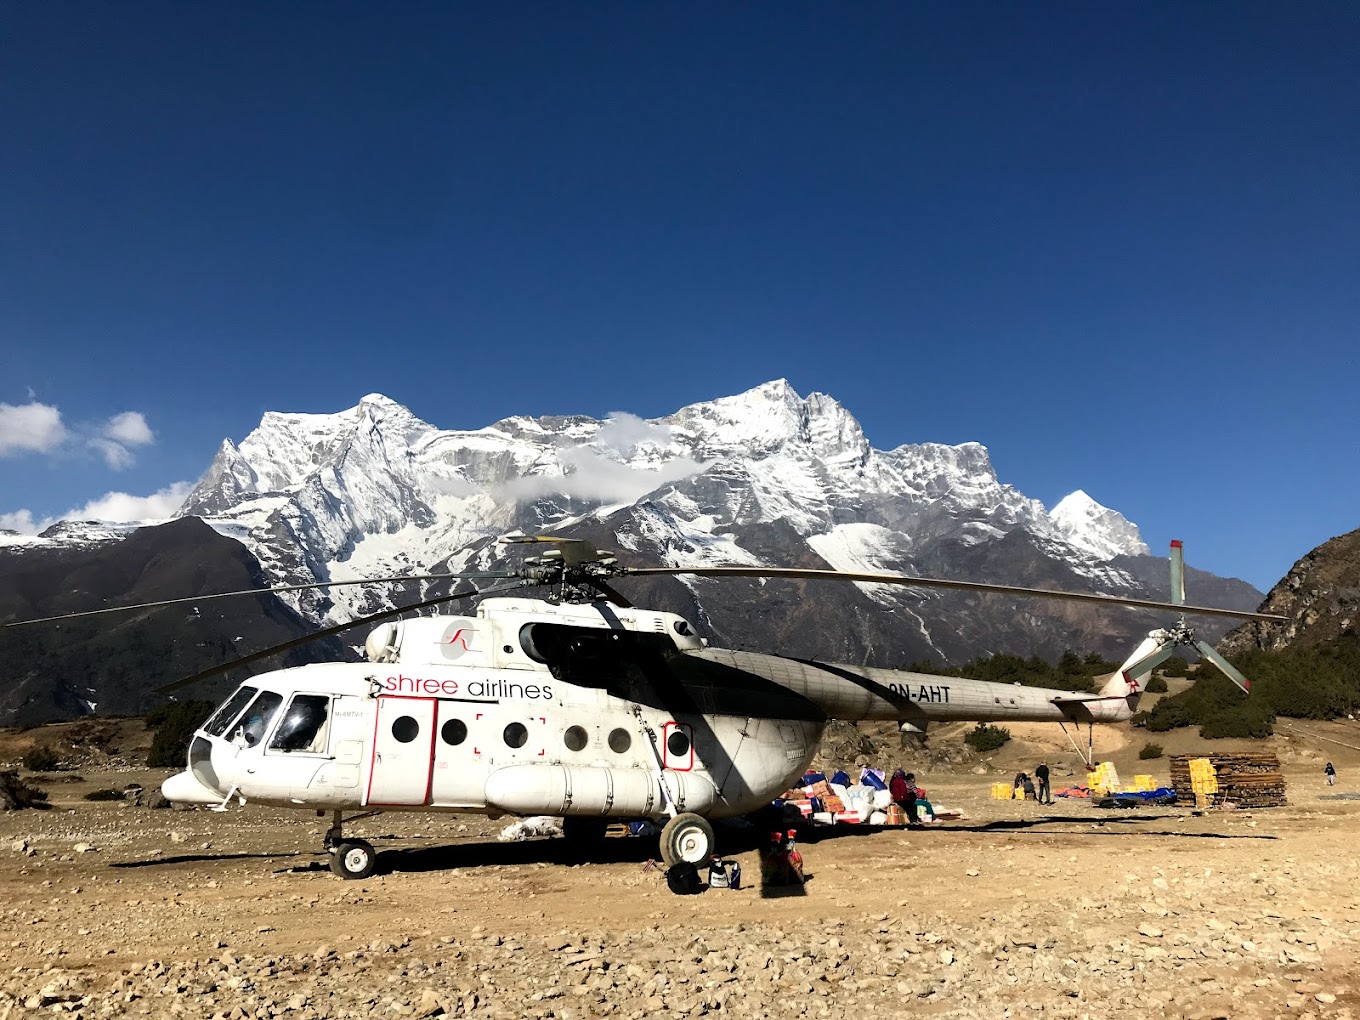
xmin=991 ymin=783 xmax=1014 ymax=800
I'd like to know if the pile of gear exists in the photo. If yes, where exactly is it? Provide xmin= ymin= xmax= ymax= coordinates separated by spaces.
xmin=772 ymin=768 xmax=962 ymax=827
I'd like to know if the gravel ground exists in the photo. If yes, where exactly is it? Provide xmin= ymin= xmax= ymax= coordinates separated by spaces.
xmin=3 ymin=763 xmax=1359 ymax=1019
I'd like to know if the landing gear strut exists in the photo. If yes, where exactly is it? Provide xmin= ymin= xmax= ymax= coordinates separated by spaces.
xmin=324 ymin=809 xmax=382 ymax=880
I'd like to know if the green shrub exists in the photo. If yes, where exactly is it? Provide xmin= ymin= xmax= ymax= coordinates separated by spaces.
xmin=1199 ymin=698 xmax=1275 ymax=739
xmin=964 ymin=723 xmax=1012 ymax=753
xmin=1144 ymin=676 xmax=1169 ymax=693
xmin=1138 ymin=742 xmax=1164 ymax=760
xmin=22 ymin=746 xmax=60 ymax=772
xmin=146 ymin=699 xmax=218 ymax=767
xmin=1159 ymin=656 xmax=1191 ymax=677
xmin=83 ymin=788 xmax=126 ymax=802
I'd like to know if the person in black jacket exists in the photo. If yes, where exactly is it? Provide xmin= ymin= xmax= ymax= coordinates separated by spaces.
xmin=1035 ymin=761 xmax=1052 ymax=804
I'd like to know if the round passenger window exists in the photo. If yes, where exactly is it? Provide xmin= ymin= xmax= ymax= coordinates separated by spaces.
xmin=441 ymin=719 xmax=467 ymax=746
xmin=503 ymin=722 xmax=528 ymax=748
xmin=564 ymin=726 xmax=588 ymax=752
xmin=391 ymin=716 xmax=420 ymax=744
xmin=667 ymin=730 xmax=691 ymax=757
xmin=608 ymin=728 xmax=631 ymax=754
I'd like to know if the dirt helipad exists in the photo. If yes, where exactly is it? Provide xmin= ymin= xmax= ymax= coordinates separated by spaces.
xmin=2 ymin=717 xmax=1359 ymax=1018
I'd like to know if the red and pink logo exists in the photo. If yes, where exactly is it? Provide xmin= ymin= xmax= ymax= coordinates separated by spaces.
xmin=436 ymin=623 xmax=479 ymax=661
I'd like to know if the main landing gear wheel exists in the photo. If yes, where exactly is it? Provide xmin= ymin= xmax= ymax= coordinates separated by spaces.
xmin=330 ymin=839 xmax=377 ymax=880
xmin=659 ymin=812 xmax=715 ymax=868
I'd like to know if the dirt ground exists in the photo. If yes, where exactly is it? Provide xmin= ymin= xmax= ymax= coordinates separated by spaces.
xmin=2 ymin=716 xmax=1359 ymax=1019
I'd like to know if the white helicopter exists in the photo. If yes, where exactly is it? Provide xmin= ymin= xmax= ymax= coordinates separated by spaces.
xmin=11 ymin=536 xmax=1280 ymax=879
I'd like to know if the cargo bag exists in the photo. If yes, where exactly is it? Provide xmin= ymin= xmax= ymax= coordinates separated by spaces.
xmin=666 ymin=861 xmax=705 ymax=895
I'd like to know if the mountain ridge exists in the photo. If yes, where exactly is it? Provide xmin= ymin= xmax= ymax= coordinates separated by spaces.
xmin=0 ymin=381 xmax=1268 ymax=724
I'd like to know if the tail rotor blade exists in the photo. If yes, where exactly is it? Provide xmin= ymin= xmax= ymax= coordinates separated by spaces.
xmin=1194 ymin=640 xmax=1252 ymax=695
xmin=1121 ymin=644 xmax=1176 ymax=684
xmin=1169 ymin=539 xmax=1186 ymax=609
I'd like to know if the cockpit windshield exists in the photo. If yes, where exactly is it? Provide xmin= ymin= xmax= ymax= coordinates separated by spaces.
xmin=202 ymin=686 xmax=259 ymax=737
xmin=231 ymin=691 xmax=284 ymax=747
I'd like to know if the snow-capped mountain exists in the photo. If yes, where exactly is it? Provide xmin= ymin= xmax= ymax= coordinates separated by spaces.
xmin=0 ymin=380 xmax=1265 ymax=723
xmin=173 ymin=382 xmax=1146 ymax=620
xmin=1050 ymin=490 xmax=1149 ymax=561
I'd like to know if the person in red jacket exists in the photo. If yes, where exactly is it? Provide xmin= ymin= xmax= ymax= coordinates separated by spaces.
xmin=890 ymin=769 xmax=922 ymax=828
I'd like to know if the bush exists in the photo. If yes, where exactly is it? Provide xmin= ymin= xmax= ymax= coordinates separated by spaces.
xmin=1199 ymin=698 xmax=1275 ymax=739
xmin=1144 ymin=676 xmax=1169 ymax=693
xmin=146 ymin=699 xmax=218 ymax=768
xmin=22 ymin=746 xmax=60 ymax=772
xmin=1139 ymin=742 xmax=1164 ymax=760
xmin=1159 ymin=656 xmax=1191 ymax=677
xmin=964 ymin=723 xmax=1012 ymax=753
xmin=83 ymin=788 xmax=126 ymax=802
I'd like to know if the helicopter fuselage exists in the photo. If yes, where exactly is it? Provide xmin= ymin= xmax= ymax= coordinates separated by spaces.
xmin=164 ymin=596 xmax=1141 ymax=820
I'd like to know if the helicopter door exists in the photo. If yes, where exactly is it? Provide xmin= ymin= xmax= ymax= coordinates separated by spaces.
xmin=366 ymin=697 xmax=436 ymax=807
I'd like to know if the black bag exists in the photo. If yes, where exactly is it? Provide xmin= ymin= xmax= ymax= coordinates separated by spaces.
xmin=666 ymin=861 xmax=705 ymax=895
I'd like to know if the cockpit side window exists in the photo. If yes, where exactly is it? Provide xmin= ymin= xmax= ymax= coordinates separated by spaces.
xmin=232 ymin=691 xmax=284 ymax=747
xmin=268 ymin=694 xmax=332 ymax=754
xmin=203 ymin=686 xmax=259 ymax=737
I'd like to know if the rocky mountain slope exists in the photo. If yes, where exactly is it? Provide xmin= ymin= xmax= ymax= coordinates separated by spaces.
xmin=0 ymin=381 xmax=1266 ymax=723
xmin=0 ymin=518 xmax=346 ymax=725
xmin=1219 ymin=525 xmax=1360 ymax=654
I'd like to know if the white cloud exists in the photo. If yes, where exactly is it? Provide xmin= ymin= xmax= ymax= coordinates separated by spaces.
xmin=0 ymin=509 xmax=39 ymax=535
xmin=104 ymin=411 xmax=154 ymax=447
xmin=1 ymin=481 xmax=193 ymax=537
xmin=90 ymin=438 xmax=135 ymax=470
xmin=0 ymin=402 xmax=67 ymax=456
xmin=594 ymin=412 xmax=674 ymax=455
xmin=502 ymin=448 xmax=708 ymax=505
xmin=88 ymin=410 xmax=156 ymax=469
xmin=64 ymin=481 xmax=194 ymax=523
xmin=0 ymin=401 xmax=158 ymax=470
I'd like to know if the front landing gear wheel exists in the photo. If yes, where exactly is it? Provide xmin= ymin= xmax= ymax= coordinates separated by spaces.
xmin=659 ymin=813 xmax=714 ymax=868
xmin=330 ymin=839 xmax=377 ymax=879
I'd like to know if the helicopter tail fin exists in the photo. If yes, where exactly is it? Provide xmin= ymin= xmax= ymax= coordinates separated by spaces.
xmin=1097 ymin=633 xmax=1174 ymax=700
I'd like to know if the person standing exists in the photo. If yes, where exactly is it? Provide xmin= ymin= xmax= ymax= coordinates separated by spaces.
xmin=890 ymin=768 xmax=922 ymax=828
xmin=1035 ymin=761 xmax=1052 ymax=804
xmin=1325 ymin=762 xmax=1336 ymax=786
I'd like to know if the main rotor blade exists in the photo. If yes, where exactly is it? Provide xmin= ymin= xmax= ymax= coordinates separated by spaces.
xmin=586 ymin=578 xmax=634 ymax=608
xmin=623 ymin=566 xmax=1287 ymax=622
xmin=2 ymin=572 xmax=516 ymax=630
xmin=1194 ymin=640 xmax=1253 ymax=695
xmin=155 ymin=578 xmax=533 ymax=695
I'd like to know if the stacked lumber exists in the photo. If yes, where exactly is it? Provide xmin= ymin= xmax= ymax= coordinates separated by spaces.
xmin=1169 ymin=753 xmax=1288 ymax=808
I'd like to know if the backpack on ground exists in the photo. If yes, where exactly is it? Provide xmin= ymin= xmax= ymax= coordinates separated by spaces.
xmin=666 ymin=861 xmax=705 ymax=895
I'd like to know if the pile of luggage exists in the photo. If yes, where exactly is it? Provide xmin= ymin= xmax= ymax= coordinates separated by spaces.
xmin=772 ymin=768 xmax=958 ymax=827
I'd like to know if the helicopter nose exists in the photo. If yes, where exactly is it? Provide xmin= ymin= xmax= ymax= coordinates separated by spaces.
xmin=162 ymin=769 xmax=223 ymax=805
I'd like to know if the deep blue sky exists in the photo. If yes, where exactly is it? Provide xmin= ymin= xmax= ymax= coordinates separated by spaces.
xmin=2 ymin=4 xmax=1357 ymax=589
